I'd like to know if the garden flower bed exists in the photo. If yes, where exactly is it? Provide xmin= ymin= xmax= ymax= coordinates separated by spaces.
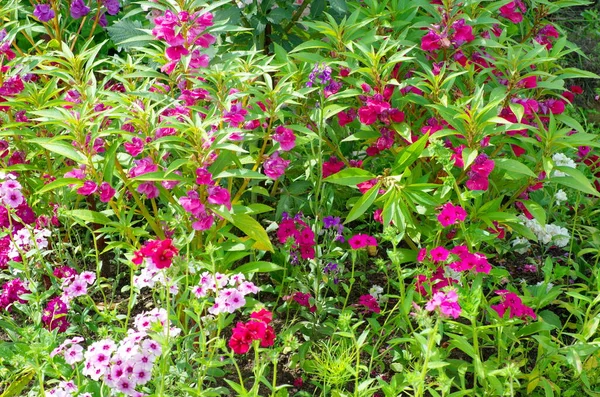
xmin=1 ymin=0 xmax=600 ymax=395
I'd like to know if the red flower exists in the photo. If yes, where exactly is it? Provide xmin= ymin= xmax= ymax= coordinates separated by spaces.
xmin=250 ymin=309 xmax=273 ymax=324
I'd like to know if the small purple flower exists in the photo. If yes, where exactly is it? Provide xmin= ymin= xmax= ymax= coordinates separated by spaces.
xmin=70 ymin=0 xmax=90 ymax=19
xmin=323 ymin=216 xmax=341 ymax=229
xmin=33 ymin=4 xmax=55 ymax=22
xmin=103 ymin=0 xmax=120 ymax=15
xmin=306 ymin=63 xmax=332 ymax=88
xmin=98 ymin=12 xmax=107 ymax=27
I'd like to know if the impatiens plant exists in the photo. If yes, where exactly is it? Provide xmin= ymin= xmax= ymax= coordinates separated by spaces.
xmin=1 ymin=0 xmax=600 ymax=395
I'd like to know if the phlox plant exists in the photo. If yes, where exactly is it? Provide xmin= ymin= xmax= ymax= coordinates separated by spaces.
xmin=1 ymin=0 xmax=600 ymax=396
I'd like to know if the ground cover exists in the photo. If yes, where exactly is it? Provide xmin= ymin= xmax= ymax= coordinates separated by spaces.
xmin=1 ymin=0 xmax=600 ymax=396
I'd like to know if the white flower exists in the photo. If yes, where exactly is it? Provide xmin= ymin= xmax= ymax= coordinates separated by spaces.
xmin=512 ymin=237 xmax=531 ymax=254
xmin=552 ymin=153 xmax=576 ymax=177
xmin=554 ymin=189 xmax=567 ymax=205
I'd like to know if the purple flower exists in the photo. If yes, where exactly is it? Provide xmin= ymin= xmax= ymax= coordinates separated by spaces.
xmin=98 ymin=12 xmax=107 ymax=27
xmin=33 ymin=4 xmax=55 ymax=22
xmin=103 ymin=0 xmax=120 ymax=15
xmin=70 ymin=0 xmax=90 ymax=19
xmin=323 ymin=216 xmax=341 ymax=229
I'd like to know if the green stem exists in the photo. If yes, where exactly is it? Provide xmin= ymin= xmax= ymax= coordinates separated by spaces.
xmin=416 ymin=319 xmax=439 ymax=397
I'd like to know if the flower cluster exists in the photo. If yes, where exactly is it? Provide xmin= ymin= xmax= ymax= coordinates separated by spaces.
xmin=499 ymin=0 xmax=527 ymax=24
xmin=64 ymin=308 xmax=179 ymax=396
xmin=132 ymin=238 xmax=178 ymax=269
xmin=348 ymin=234 xmax=377 ymax=250
xmin=437 ymin=202 xmax=467 ymax=227
xmin=466 ymin=154 xmax=495 ymax=191
xmin=491 ymin=290 xmax=536 ymax=320
xmin=356 ymin=294 xmax=381 ymax=314
xmin=192 ymin=272 xmax=259 ymax=315
xmin=292 ymin=291 xmax=316 ymax=313
xmin=306 ymin=63 xmax=342 ymax=97
xmin=42 ymin=296 xmax=70 ymax=332
xmin=60 ymin=269 xmax=96 ymax=303
xmin=518 ymin=215 xmax=570 ymax=248
xmin=322 ymin=215 xmax=344 ymax=242
xmin=272 ymin=125 xmax=296 ymax=152
xmin=46 ymin=380 xmax=83 ymax=397
xmin=179 ymin=168 xmax=231 ymax=231
xmin=229 ymin=309 xmax=275 ymax=354
xmin=276 ymin=213 xmax=316 ymax=261
xmin=151 ymin=9 xmax=215 ymax=74
xmin=415 ymin=266 xmax=457 ymax=297
xmin=425 ymin=290 xmax=461 ymax=319
xmin=0 ymin=278 xmax=29 ymax=311
xmin=551 ymin=152 xmax=577 ymax=177
xmin=263 ymin=151 xmax=290 ymax=180
xmin=421 ymin=19 xmax=475 ymax=52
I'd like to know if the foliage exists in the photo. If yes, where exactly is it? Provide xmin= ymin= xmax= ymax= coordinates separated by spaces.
xmin=1 ymin=0 xmax=600 ymax=396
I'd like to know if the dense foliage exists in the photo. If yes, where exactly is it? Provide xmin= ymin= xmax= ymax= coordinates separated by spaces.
xmin=1 ymin=0 xmax=600 ymax=396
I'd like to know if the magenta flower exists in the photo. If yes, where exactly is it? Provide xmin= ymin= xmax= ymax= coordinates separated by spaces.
xmin=430 ymin=246 xmax=449 ymax=263
xmin=137 ymin=182 xmax=159 ymax=199
xmin=272 ymin=126 xmax=296 ymax=151
xmin=499 ymin=1 xmax=526 ymax=23
xmin=421 ymin=30 xmax=443 ymax=51
xmin=466 ymin=154 xmax=494 ymax=191
xmin=263 ymin=152 xmax=290 ymax=180
xmin=357 ymin=294 xmax=381 ymax=314
xmin=425 ymin=290 xmax=461 ymax=319
xmin=129 ymin=157 xmax=158 ymax=177
xmin=223 ymin=103 xmax=248 ymax=126
xmin=77 ymin=181 xmax=98 ymax=196
xmin=98 ymin=182 xmax=116 ymax=202
xmin=70 ymin=0 xmax=90 ymax=19
xmin=348 ymin=234 xmax=377 ymax=250
xmin=491 ymin=290 xmax=536 ymax=320
xmin=437 ymin=203 xmax=467 ymax=227
xmin=452 ymin=19 xmax=475 ymax=45
xmin=207 ymin=185 xmax=231 ymax=210
xmin=33 ymin=4 xmax=55 ymax=22
xmin=322 ymin=156 xmax=345 ymax=178
xmin=124 ymin=137 xmax=144 ymax=157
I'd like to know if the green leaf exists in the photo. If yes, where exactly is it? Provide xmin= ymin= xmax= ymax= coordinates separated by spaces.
xmin=324 ymin=168 xmax=376 ymax=186
xmin=234 ymin=261 xmax=283 ymax=274
xmin=553 ymin=166 xmax=600 ymax=197
xmin=35 ymin=178 xmax=82 ymax=195
xmin=0 ymin=370 xmax=34 ymax=397
xmin=344 ymin=182 xmax=380 ymax=224
xmin=215 ymin=169 xmax=269 ymax=180
xmin=522 ymin=201 xmax=546 ymax=227
xmin=515 ymin=322 xmax=556 ymax=337
xmin=230 ymin=213 xmax=274 ymax=252
xmin=65 ymin=209 xmax=112 ymax=225
xmin=29 ymin=140 xmax=87 ymax=163
xmin=495 ymin=158 xmax=537 ymax=178
xmin=393 ymin=132 xmax=429 ymax=173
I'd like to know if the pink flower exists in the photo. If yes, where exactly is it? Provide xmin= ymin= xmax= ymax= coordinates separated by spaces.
xmin=417 ymin=248 xmax=428 ymax=262
xmin=430 ymin=246 xmax=449 ymax=263
xmin=322 ymin=156 xmax=345 ymax=178
xmin=223 ymin=103 xmax=248 ymax=126
xmin=357 ymin=294 xmax=381 ymax=314
xmin=124 ymin=137 xmax=144 ymax=157
xmin=272 ymin=126 xmax=296 ymax=151
xmin=421 ymin=30 xmax=443 ymax=51
xmin=348 ymin=234 xmax=377 ymax=249
xmin=492 ymin=290 xmax=536 ymax=320
xmin=425 ymin=290 xmax=461 ymax=318
xmin=437 ymin=203 xmax=467 ymax=227
xmin=499 ymin=1 xmax=526 ymax=23
xmin=77 ymin=180 xmax=98 ymax=196
xmin=263 ymin=152 xmax=290 ymax=180
xmin=98 ymin=182 xmax=116 ymax=202
xmin=207 ymin=185 xmax=231 ymax=210
xmin=452 ymin=19 xmax=474 ymax=45
xmin=137 ymin=182 xmax=159 ymax=199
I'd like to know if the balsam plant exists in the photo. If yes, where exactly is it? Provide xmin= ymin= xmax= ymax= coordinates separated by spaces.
xmin=1 ymin=0 xmax=600 ymax=396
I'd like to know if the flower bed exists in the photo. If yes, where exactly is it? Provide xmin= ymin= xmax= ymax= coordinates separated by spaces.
xmin=1 ymin=0 xmax=600 ymax=395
